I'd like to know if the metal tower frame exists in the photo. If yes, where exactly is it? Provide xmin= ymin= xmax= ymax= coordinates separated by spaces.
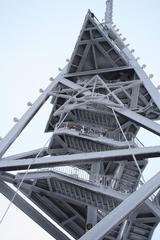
xmin=1 ymin=1 xmax=160 ymax=239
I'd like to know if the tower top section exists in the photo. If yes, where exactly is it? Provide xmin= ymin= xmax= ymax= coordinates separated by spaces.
xmin=105 ymin=0 xmax=113 ymax=25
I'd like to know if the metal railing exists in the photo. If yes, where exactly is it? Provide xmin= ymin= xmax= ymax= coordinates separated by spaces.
xmin=38 ymin=165 xmax=160 ymax=205
xmin=50 ymin=166 xmax=138 ymax=194
xmin=52 ymin=167 xmax=160 ymax=204
xmin=57 ymin=122 xmax=135 ymax=143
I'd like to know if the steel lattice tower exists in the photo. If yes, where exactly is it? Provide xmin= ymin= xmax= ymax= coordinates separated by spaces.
xmin=1 ymin=1 xmax=160 ymax=239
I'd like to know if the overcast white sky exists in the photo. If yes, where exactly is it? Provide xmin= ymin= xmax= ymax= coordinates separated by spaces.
xmin=0 ymin=0 xmax=160 ymax=239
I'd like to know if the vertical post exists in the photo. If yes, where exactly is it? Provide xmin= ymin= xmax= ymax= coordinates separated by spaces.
xmin=86 ymin=162 xmax=101 ymax=231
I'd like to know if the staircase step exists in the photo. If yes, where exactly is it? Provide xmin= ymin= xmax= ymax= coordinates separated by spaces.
xmin=128 ymin=232 xmax=148 ymax=240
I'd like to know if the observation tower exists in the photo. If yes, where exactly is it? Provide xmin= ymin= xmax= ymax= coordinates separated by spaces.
xmin=1 ymin=1 xmax=160 ymax=239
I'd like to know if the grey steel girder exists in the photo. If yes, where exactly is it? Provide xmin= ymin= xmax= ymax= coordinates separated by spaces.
xmin=0 ymin=68 xmax=67 ymax=159
xmin=0 ymin=146 xmax=160 ymax=171
xmin=79 ymin=171 xmax=160 ymax=240
xmin=113 ymin=107 xmax=160 ymax=136
xmin=2 ymin=173 xmax=160 ymax=239
xmin=64 ymin=66 xmax=133 ymax=78
xmin=57 ymin=78 xmax=160 ymax=136
xmin=123 ymin=47 xmax=160 ymax=112
xmin=0 ymin=180 xmax=71 ymax=240
xmin=2 ymin=147 xmax=48 ymax=161
xmin=62 ymin=90 xmax=160 ymax=133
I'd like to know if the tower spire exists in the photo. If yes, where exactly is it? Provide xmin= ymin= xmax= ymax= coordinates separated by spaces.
xmin=105 ymin=0 xmax=113 ymax=25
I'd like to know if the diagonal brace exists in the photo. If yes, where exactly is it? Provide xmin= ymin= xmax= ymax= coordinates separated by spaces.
xmin=79 ymin=171 xmax=160 ymax=240
xmin=0 ymin=180 xmax=70 ymax=240
xmin=0 ymin=68 xmax=68 ymax=158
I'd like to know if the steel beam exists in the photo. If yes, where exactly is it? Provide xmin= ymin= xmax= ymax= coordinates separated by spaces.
xmin=145 ymin=199 xmax=160 ymax=220
xmin=0 ymin=180 xmax=70 ymax=240
xmin=59 ymin=78 xmax=160 ymax=138
xmin=123 ymin=47 xmax=160 ymax=111
xmin=79 ymin=171 xmax=160 ymax=240
xmin=113 ymin=107 xmax=160 ymax=136
xmin=1 ymin=146 xmax=160 ymax=171
xmin=0 ymin=171 xmax=15 ymax=183
xmin=64 ymin=66 xmax=132 ymax=78
xmin=0 ymin=68 xmax=68 ymax=158
xmin=2 ymin=147 xmax=48 ymax=161
xmin=59 ymin=77 xmax=91 ymax=96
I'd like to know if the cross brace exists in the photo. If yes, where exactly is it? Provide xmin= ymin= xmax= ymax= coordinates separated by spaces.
xmin=79 ymin=171 xmax=160 ymax=240
xmin=0 ymin=180 xmax=70 ymax=240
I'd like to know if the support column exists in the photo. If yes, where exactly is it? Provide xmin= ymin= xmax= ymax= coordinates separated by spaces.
xmin=86 ymin=162 xmax=101 ymax=231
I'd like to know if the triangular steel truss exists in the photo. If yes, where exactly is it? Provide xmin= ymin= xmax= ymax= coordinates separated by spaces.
xmin=1 ymin=2 xmax=160 ymax=240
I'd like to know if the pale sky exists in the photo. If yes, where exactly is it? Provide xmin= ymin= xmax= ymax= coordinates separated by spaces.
xmin=0 ymin=0 xmax=160 ymax=239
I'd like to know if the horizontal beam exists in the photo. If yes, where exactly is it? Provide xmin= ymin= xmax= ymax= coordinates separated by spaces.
xmin=0 ymin=180 xmax=70 ymax=240
xmin=79 ymin=171 xmax=160 ymax=240
xmin=79 ymin=37 xmax=105 ymax=45
xmin=64 ymin=66 xmax=132 ymax=78
xmin=1 ymin=146 xmax=160 ymax=171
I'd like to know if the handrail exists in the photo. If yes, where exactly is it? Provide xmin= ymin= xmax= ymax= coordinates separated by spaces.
xmin=57 ymin=122 xmax=135 ymax=142
xmin=50 ymin=166 xmax=159 ymax=204
xmin=50 ymin=166 xmax=138 ymax=194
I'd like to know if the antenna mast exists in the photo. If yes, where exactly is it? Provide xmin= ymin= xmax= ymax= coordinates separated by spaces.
xmin=105 ymin=0 xmax=113 ymax=25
